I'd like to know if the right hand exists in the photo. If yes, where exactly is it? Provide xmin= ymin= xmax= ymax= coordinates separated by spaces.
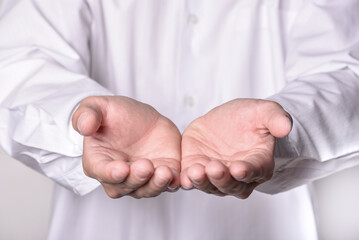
xmin=72 ymin=96 xmax=181 ymax=199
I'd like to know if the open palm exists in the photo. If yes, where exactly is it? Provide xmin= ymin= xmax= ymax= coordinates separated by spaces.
xmin=181 ymin=99 xmax=292 ymax=198
xmin=72 ymin=96 xmax=181 ymax=198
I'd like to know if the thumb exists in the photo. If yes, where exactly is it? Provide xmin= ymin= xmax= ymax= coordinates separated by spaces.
xmin=72 ymin=99 xmax=104 ymax=136
xmin=264 ymin=102 xmax=293 ymax=138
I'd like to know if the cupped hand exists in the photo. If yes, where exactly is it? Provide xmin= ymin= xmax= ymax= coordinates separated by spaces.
xmin=180 ymin=99 xmax=292 ymax=198
xmin=72 ymin=96 xmax=181 ymax=199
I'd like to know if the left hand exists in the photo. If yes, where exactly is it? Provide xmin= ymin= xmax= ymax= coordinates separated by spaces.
xmin=180 ymin=99 xmax=292 ymax=198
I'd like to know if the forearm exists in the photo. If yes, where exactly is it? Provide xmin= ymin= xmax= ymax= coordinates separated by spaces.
xmin=0 ymin=61 xmax=111 ymax=194
xmin=257 ymin=0 xmax=359 ymax=194
xmin=258 ymin=69 xmax=359 ymax=194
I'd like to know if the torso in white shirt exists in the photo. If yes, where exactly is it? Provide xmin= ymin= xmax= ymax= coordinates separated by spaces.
xmin=48 ymin=1 xmax=318 ymax=239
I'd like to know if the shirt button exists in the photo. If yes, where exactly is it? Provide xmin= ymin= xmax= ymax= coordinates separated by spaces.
xmin=184 ymin=96 xmax=195 ymax=107
xmin=188 ymin=14 xmax=199 ymax=24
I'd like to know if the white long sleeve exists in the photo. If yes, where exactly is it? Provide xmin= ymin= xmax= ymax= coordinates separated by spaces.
xmin=258 ymin=0 xmax=359 ymax=193
xmin=0 ymin=0 xmax=112 ymax=195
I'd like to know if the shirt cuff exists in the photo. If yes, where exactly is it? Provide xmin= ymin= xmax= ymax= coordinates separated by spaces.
xmin=53 ymin=156 xmax=101 ymax=196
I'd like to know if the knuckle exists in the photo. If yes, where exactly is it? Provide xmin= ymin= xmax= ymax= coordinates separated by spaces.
xmin=134 ymin=189 xmax=161 ymax=199
xmin=103 ymin=184 xmax=129 ymax=199
xmin=144 ymin=192 xmax=160 ymax=198
xmin=208 ymin=188 xmax=226 ymax=197
xmin=236 ymin=186 xmax=255 ymax=199
xmin=106 ymin=190 xmax=123 ymax=199
xmin=212 ymin=192 xmax=226 ymax=197
xmin=234 ymin=183 xmax=247 ymax=194
xmin=237 ymin=192 xmax=251 ymax=199
xmin=129 ymin=193 xmax=142 ymax=199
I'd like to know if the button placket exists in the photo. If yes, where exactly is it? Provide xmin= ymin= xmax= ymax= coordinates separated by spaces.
xmin=178 ymin=1 xmax=201 ymax=112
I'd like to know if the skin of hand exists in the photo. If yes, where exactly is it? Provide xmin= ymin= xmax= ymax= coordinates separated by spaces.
xmin=72 ymin=96 xmax=182 ymax=199
xmin=180 ymin=99 xmax=292 ymax=199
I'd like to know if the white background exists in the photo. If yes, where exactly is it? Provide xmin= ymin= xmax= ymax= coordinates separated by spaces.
xmin=1 ymin=1 xmax=359 ymax=239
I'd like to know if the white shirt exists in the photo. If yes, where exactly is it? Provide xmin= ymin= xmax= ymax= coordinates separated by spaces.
xmin=1 ymin=0 xmax=359 ymax=239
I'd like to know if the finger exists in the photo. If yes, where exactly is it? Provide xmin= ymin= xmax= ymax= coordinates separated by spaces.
xmin=121 ymin=159 xmax=154 ymax=189
xmin=181 ymin=167 xmax=221 ymax=195
xmin=72 ymin=101 xmax=104 ymax=136
xmin=206 ymin=160 xmax=257 ymax=196
xmin=180 ymin=154 xmax=211 ymax=189
xmin=180 ymin=168 xmax=194 ymax=190
xmin=187 ymin=163 xmax=207 ymax=186
xmin=101 ymin=159 xmax=155 ymax=198
xmin=230 ymin=156 xmax=273 ymax=183
xmin=229 ymin=161 xmax=254 ymax=182
xmin=131 ymin=165 xmax=174 ymax=198
xmin=263 ymin=101 xmax=292 ymax=138
xmin=84 ymin=155 xmax=130 ymax=183
xmin=167 ymin=169 xmax=181 ymax=192
xmin=235 ymin=182 xmax=260 ymax=199
xmin=206 ymin=160 xmax=240 ymax=194
xmin=186 ymin=164 xmax=218 ymax=193
xmin=151 ymin=158 xmax=181 ymax=191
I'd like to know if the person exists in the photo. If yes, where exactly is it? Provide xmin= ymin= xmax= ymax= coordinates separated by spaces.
xmin=0 ymin=0 xmax=358 ymax=239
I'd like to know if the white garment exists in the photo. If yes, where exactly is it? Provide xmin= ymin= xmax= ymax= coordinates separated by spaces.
xmin=1 ymin=0 xmax=359 ymax=239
